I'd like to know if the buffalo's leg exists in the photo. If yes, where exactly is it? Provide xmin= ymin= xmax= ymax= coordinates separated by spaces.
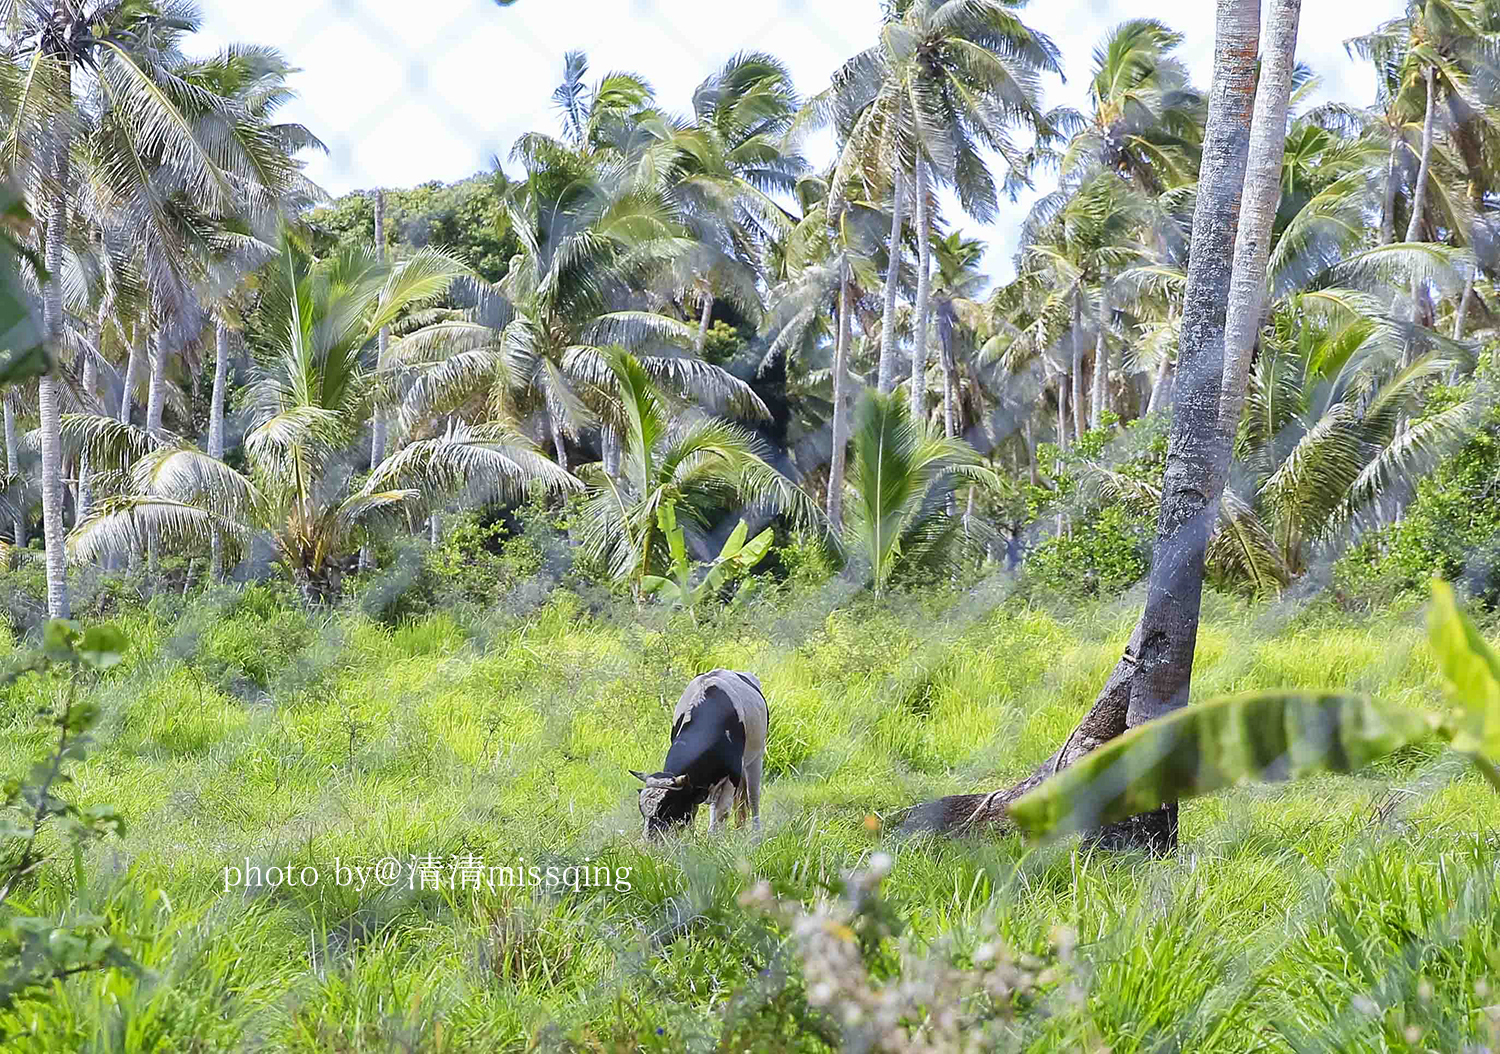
xmin=745 ymin=754 xmax=763 ymax=830
xmin=707 ymin=778 xmax=734 ymax=832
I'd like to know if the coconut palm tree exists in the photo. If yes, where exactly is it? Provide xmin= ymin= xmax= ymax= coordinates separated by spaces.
xmin=843 ymin=388 xmax=996 ymax=594
xmin=1236 ymin=293 xmax=1478 ymax=574
xmin=1010 ymin=172 xmax=1147 ymax=441
xmin=0 ymin=1 xmax=322 ymax=615
xmin=391 ymin=135 xmax=764 ymax=472
xmin=1058 ymin=19 xmax=1205 ymax=191
xmin=66 ymin=232 xmax=511 ymax=599
xmin=761 ymin=173 xmax=885 ymax=531
xmin=928 ymin=231 xmax=988 ymax=438
xmin=1346 ymin=1 xmax=1500 ymax=264
xmin=807 ymin=0 xmax=1062 ymax=404
xmin=663 ymin=51 xmax=806 ymax=353
xmin=574 ymin=350 xmax=814 ymax=589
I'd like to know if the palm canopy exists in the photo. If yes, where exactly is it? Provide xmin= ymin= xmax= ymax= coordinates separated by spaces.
xmin=1056 ymin=19 xmax=1205 ymax=191
xmin=576 ymin=350 xmax=816 ymax=586
xmin=389 ymin=129 xmax=766 ymax=467
xmin=65 ymin=230 xmax=536 ymax=597
xmin=843 ymin=388 xmax=996 ymax=593
xmin=808 ymin=0 xmax=1064 ymax=220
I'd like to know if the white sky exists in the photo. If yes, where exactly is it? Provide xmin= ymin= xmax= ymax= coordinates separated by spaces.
xmin=196 ymin=0 xmax=1405 ymax=281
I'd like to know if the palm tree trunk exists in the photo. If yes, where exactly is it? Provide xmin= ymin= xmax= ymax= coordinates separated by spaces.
xmin=941 ymin=338 xmax=958 ymax=439
xmin=1023 ymin=418 xmax=1039 ymax=486
xmin=1070 ymin=291 xmax=1086 ymax=441
xmin=910 ymin=160 xmax=932 ymax=421
xmin=1055 ymin=378 xmax=1068 ymax=451
xmin=77 ymin=353 xmax=96 ymax=524
xmin=119 ymin=342 xmax=140 ymax=423
xmin=1148 ymin=352 xmax=1172 ymax=414
xmin=209 ymin=319 xmax=229 ymax=459
xmin=878 ymin=165 xmax=905 ymax=393
xmin=361 ymin=190 xmax=390 ymax=574
xmin=602 ymin=425 xmax=621 ymax=477
xmin=145 ymin=332 xmax=167 ymax=436
xmin=1405 ymin=64 xmax=1438 ymax=351
xmin=207 ymin=319 xmax=231 ymax=579
xmin=1381 ymin=134 xmax=1399 ymax=246
xmin=39 ymin=99 xmax=71 ymax=620
xmin=1090 ymin=292 xmax=1109 ymax=430
xmin=1218 ymin=0 xmax=1301 ymax=443
xmin=907 ymin=0 xmax=1271 ymax=851
xmin=550 ymin=415 xmax=569 ymax=472
xmin=694 ymin=289 xmax=714 ymax=356
xmin=1454 ymin=274 xmax=1474 ymax=341
xmin=827 ymin=262 xmax=854 ymax=531
xmin=5 ymin=393 xmax=22 ymax=546
xmin=1405 ymin=66 xmax=1436 ymax=246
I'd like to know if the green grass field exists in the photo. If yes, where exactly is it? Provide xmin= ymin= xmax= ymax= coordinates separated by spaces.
xmin=2 ymin=578 xmax=1497 ymax=1052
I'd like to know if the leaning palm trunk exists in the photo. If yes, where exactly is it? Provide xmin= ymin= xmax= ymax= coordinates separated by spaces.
xmin=1089 ymin=292 xmax=1109 ymax=429
xmin=39 ymin=129 xmax=70 ymax=619
xmin=910 ymin=160 xmax=932 ymax=421
xmin=1452 ymin=273 xmax=1475 ymax=383
xmin=827 ymin=263 xmax=854 ymax=531
xmin=907 ymin=0 xmax=1285 ymax=855
xmin=1218 ymin=0 xmax=1300 ymax=441
xmin=5 ymin=393 xmax=22 ymax=546
xmin=878 ymin=165 xmax=905 ymax=393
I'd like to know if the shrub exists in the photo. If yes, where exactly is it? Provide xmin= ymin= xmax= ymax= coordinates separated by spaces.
xmin=1015 ymin=414 xmax=1166 ymax=598
xmin=358 ymin=494 xmax=574 ymax=624
xmin=1023 ymin=503 xmax=1152 ymax=598
xmin=1334 ymin=383 xmax=1500 ymax=608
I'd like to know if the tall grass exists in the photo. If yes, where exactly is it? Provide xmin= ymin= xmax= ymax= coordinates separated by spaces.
xmin=0 ymin=576 xmax=1494 ymax=1051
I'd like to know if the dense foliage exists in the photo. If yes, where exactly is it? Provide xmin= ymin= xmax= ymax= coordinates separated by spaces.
xmin=6 ymin=0 xmax=1500 ymax=1048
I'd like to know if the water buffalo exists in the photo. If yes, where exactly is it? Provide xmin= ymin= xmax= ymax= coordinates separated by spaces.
xmin=630 ymin=669 xmax=768 ymax=836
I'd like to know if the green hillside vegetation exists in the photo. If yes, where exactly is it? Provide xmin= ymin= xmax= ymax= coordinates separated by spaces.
xmin=0 ymin=566 xmax=1494 ymax=1050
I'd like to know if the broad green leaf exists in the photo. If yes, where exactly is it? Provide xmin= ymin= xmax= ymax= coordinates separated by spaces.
xmin=656 ymin=502 xmax=687 ymax=573
xmin=718 ymin=520 xmax=749 ymax=562
xmin=1008 ymin=692 xmax=1436 ymax=840
xmin=656 ymin=501 xmax=677 ymax=537
xmin=76 ymin=625 xmax=127 ymax=671
xmin=1427 ymin=579 xmax=1500 ymax=758
xmin=731 ymin=528 xmax=774 ymax=569
xmin=42 ymin=620 xmax=81 ymax=663
xmin=640 ymin=575 xmax=673 ymax=597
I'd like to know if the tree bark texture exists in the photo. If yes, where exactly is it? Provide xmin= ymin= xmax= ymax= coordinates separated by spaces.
xmin=910 ymin=160 xmax=932 ymax=421
xmin=827 ymin=263 xmax=854 ymax=532
xmin=905 ymin=0 xmax=1272 ymax=855
xmin=878 ymin=165 xmax=905 ymax=394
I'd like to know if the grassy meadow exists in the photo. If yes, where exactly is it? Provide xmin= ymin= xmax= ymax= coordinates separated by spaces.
xmin=1 ymin=576 xmax=1498 ymax=1052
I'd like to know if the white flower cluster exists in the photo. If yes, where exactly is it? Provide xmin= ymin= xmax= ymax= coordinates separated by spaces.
xmin=740 ymin=855 xmax=1091 ymax=1052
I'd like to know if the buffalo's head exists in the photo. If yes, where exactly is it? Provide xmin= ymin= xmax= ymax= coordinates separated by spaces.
xmin=629 ymin=770 xmax=707 ymax=837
